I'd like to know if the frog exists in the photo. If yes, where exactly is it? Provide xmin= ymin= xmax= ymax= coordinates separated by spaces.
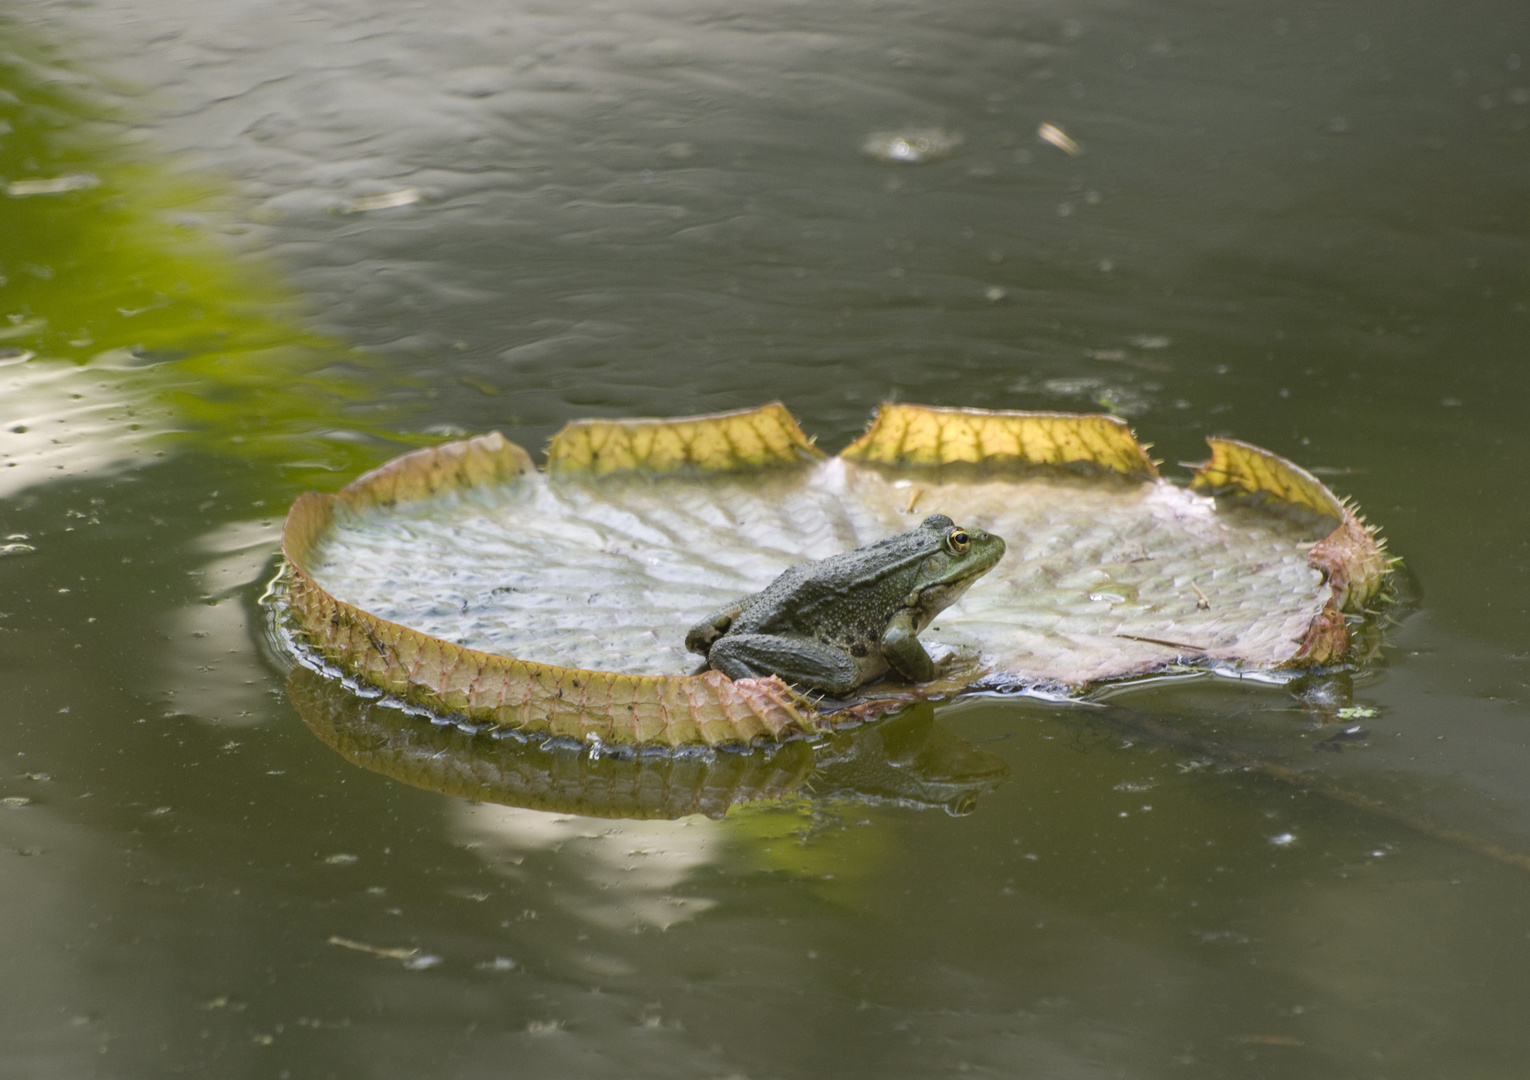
xmin=684 ymin=514 xmax=1006 ymax=696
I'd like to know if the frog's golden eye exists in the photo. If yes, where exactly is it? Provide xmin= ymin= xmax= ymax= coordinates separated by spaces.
xmin=946 ymin=529 xmax=970 ymax=554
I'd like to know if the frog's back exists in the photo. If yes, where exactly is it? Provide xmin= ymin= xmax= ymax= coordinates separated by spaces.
xmin=729 ymin=532 xmax=932 ymax=639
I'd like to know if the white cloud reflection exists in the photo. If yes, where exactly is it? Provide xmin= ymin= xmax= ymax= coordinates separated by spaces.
xmin=454 ymin=803 xmax=723 ymax=932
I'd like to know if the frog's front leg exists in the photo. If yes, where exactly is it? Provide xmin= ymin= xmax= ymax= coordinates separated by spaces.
xmin=880 ymin=609 xmax=937 ymax=683
xmin=685 ymin=599 xmax=747 ymax=656
xmin=706 ymin=633 xmax=862 ymax=697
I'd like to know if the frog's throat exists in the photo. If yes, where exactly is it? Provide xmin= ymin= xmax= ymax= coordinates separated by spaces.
xmin=907 ymin=574 xmax=983 ymax=630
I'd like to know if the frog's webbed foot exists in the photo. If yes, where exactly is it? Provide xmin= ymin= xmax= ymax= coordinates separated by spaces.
xmin=705 ymin=634 xmax=863 ymax=697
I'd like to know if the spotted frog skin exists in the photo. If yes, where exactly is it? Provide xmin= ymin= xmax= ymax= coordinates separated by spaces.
xmin=684 ymin=514 xmax=1006 ymax=695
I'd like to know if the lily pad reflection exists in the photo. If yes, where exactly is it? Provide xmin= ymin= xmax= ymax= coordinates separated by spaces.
xmin=287 ymin=668 xmax=1007 ymax=819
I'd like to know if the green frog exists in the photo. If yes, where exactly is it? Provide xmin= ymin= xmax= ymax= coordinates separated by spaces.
xmin=685 ymin=514 xmax=1006 ymax=695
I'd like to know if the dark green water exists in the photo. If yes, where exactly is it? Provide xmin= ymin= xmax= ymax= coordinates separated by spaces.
xmin=3 ymin=0 xmax=1529 ymax=1076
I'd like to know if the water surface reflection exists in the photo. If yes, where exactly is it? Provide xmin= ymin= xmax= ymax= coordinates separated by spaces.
xmin=3 ymin=0 xmax=1530 ymax=1075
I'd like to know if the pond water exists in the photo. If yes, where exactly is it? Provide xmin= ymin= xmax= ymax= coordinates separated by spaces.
xmin=2 ymin=0 xmax=1528 ymax=1076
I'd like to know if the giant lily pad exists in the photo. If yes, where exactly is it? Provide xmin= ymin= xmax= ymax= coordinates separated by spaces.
xmin=275 ymin=404 xmax=1390 ymax=747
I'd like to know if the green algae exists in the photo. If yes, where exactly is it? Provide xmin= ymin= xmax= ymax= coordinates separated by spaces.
xmin=0 ymin=30 xmax=410 ymax=494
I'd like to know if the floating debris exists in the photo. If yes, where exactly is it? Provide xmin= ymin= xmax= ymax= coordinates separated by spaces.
xmin=1314 ymin=724 xmax=1369 ymax=752
xmin=327 ymin=935 xmax=420 ymax=962
xmin=1036 ymin=123 xmax=1082 ymax=156
xmin=341 ymin=188 xmax=421 ymax=213
xmin=199 ymin=996 xmax=247 ymax=1012
xmin=861 ymin=128 xmax=964 ymax=164
xmin=6 ymin=174 xmax=100 ymax=197
xmin=1 ymin=796 xmax=32 ymax=808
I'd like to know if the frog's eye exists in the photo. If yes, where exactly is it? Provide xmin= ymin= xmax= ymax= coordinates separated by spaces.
xmin=946 ymin=529 xmax=971 ymax=554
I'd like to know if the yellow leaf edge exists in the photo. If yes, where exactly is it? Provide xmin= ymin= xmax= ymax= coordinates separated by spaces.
xmin=1190 ymin=437 xmax=1393 ymax=668
xmin=546 ymin=400 xmax=824 ymax=476
xmin=278 ymin=430 xmax=817 ymax=747
xmin=839 ymin=403 xmax=1159 ymax=477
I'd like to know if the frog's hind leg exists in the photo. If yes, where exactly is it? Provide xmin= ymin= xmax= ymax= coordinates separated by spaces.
xmin=706 ymin=634 xmax=862 ymax=697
